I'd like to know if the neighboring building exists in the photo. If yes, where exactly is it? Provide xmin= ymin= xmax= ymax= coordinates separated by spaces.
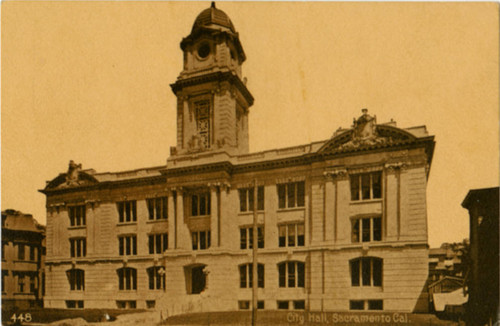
xmin=427 ymin=241 xmax=468 ymax=317
xmin=2 ymin=209 xmax=45 ymax=310
xmin=40 ymin=3 xmax=435 ymax=314
xmin=462 ymin=187 xmax=499 ymax=326
xmin=428 ymin=241 xmax=467 ymax=283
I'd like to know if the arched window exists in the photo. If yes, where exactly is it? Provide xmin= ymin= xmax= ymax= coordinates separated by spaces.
xmin=239 ymin=263 xmax=264 ymax=288
xmin=350 ymin=257 xmax=382 ymax=287
xmin=278 ymin=261 xmax=305 ymax=288
xmin=147 ymin=267 xmax=165 ymax=290
xmin=66 ymin=268 xmax=84 ymax=291
xmin=117 ymin=268 xmax=137 ymax=290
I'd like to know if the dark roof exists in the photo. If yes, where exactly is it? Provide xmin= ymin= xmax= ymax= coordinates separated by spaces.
xmin=461 ymin=187 xmax=499 ymax=209
xmin=192 ymin=2 xmax=235 ymax=33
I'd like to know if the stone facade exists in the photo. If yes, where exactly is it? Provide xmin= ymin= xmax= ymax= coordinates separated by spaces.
xmin=40 ymin=4 xmax=435 ymax=315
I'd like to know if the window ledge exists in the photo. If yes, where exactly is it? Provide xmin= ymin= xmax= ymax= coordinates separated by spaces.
xmin=13 ymin=260 xmax=37 ymax=264
xmin=277 ymin=207 xmax=305 ymax=213
xmin=68 ymin=226 xmax=86 ymax=230
xmin=117 ymin=222 xmax=137 ymax=226
xmin=14 ymin=292 xmax=35 ymax=295
xmin=350 ymin=199 xmax=383 ymax=205
xmin=350 ymin=241 xmax=383 ymax=246
xmin=189 ymin=215 xmax=210 ymax=219
xmin=238 ymin=211 xmax=265 ymax=216
xmin=351 ymin=286 xmax=383 ymax=291
xmin=146 ymin=219 xmax=168 ymax=224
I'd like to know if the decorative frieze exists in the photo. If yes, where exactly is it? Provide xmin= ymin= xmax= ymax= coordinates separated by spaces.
xmin=276 ymin=176 xmax=306 ymax=184
xmin=323 ymin=168 xmax=348 ymax=180
xmin=384 ymin=162 xmax=407 ymax=171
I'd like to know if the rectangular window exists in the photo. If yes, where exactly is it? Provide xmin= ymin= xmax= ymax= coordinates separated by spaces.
xmin=352 ymin=217 xmax=382 ymax=243
xmin=68 ymin=205 xmax=86 ymax=227
xmin=148 ymin=234 xmax=168 ymax=254
xmin=368 ymin=300 xmax=383 ymax=310
xmin=279 ymin=263 xmax=286 ymax=288
xmin=117 ymin=201 xmax=137 ymax=223
xmin=147 ymin=267 xmax=165 ymax=290
xmin=17 ymin=274 xmax=25 ymax=293
xmin=17 ymin=243 xmax=25 ymax=260
xmin=239 ymin=301 xmax=265 ymax=310
xmin=239 ymin=263 xmax=264 ymax=288
xmin=118 ymin=268 xmax=137 ymax=290
xmin=278 ymin=261 xmax=305 ymax=288
xmin=350 ymin=300 xmax=364 ymax=310
xmin=350 ymin=172 xmax=382 ymax=201
xmin=67 ymin=269 xmax=84 ymax=291
xmin=70 ymin=238 xmax=86 ymax=258
xmin=116 ymin=300 xmax=136 ymax=309
xmin=293 ymin=300 xmax=305 ymax=310
xmin=2 ymin=270 xmax=7 ymax=292
xmin=119 ymin=236 xmax=137 ymax=256
xmin=278 ymin=223 xmax=305 ymax=247
xmin=2 ymin=242 xmax=6 ymax=261
xmin=350 ymin=300 xmax=383 ymax=311
xmin=277 ymin=301 xmax=289 ymax=310
xmin=147 ymin=197 xmax=168 ymax=220
xmin=350 ymin=258 xmax=383 ymax=287
xmin=192 ymin=231 xmax=210 ymax=250
xmin=66 ymin=300 xmax=84 ymax=309
xmin=238 ymin=301 xmax=250 ymax=310
xmin=240 ymin=227 xmax=264 ymax=249
xmin=29 ymin=246 xmax=36 ymax=261
xmin=146 ymin=300 xmax=156 ymax=309
xmin=29 ymin=274 xmax=37 ymax=293
xmin=277 ymin=182 xmax=305 ymax=209
xmin=239 ymin=186 xmax=264 ymax=212
xmin=191 ymin=193 xmax=211 ymax=217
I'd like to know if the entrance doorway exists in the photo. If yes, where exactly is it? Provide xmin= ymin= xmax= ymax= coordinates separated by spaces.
xmin=185 ymin=264 xmax=207 ymax=294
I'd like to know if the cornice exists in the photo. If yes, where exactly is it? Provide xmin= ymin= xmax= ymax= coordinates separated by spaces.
xmin=162 ymin=161 xmax=233 ymax=178
xmin=40 ymin=138 xmax=434 ymax=197
xmin=170 ymin=71 xmax=254 ymax=106
xmin=39 ymin=175 xmax=166 ymax=196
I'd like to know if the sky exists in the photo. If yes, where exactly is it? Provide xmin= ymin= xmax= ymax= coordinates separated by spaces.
xmin=2 ymin=1 xmax=498 ymax=248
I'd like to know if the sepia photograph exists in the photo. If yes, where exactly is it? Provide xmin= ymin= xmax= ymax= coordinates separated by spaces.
xmin=1 ymin=1 xmax=498 ymax=325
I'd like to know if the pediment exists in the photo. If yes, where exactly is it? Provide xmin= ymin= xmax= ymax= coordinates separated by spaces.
xmin=44 ymin=161 xmax=99 ymax=190
xmin=318 ymin=110 xmax=418 ymax=154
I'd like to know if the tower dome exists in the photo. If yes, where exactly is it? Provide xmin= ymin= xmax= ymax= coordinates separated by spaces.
xmin=192 ymin=2 xmax=235 ymax=33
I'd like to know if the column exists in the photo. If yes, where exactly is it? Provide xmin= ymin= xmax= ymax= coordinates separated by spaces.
xmin=210 ymin=185 xmax=219 ymax=248
xmin=323 ymin=168 xmax=347 ymax=243
xmin=167 ymin=190 xmax=176 ymax=249
xmin=324 ymin=176 xmax=335 ymax=242
xmin=175 ymin=188 xmax=191 ymax=250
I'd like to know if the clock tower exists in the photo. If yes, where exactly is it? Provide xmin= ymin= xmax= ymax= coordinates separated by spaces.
xmin=170 ymin=2 xmax=254 ymax=158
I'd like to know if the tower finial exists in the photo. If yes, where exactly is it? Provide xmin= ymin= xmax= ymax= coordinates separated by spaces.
xmin=211 ymin=2 xmax=216 ymax=8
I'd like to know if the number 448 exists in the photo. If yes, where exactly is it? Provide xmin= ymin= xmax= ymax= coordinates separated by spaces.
xmin=11 ymin=313 xmax=32 ymax=323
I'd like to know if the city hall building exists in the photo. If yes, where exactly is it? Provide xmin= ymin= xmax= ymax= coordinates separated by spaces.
xmin=40 ymin=3 xmax=435 ymax=314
